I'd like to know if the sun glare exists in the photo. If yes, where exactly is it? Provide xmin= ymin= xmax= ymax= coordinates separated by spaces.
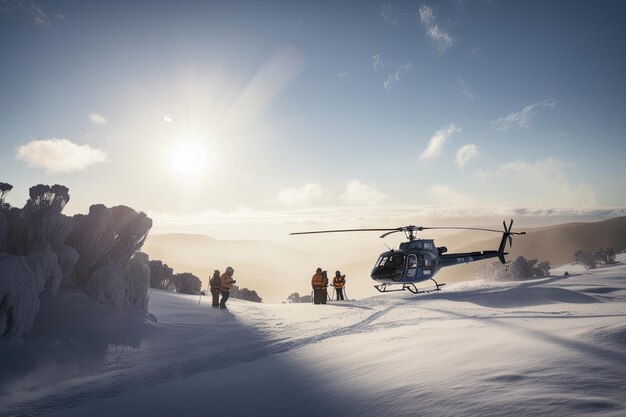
xmin=169 ymin=141 xmax=208 ymax=176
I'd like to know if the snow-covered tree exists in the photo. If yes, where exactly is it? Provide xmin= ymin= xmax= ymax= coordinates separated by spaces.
xmin=172 ymin=272 xmax=202 ymax=294
xmin=149 ymin=260 xmax=175 ymax=290
xmin=67 ymin=204 xmax=152 ymax=287
xmin=476 ymin=257 xmax=551 ymax=281
xmin=0 ymin=246 xmax=62 ymax=337
xmin=574 ymin=250 xmax=597 ymax=270
xmin=124 ymin=252 xmax=150 ymax=310
xmin=230 ymin=285 xmax=262 ymax=303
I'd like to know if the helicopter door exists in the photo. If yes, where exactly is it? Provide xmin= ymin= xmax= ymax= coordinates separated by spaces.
xmin=407 ymin=254 xmax=417 ymax=278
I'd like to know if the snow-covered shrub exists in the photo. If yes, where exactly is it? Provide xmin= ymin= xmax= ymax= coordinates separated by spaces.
xmin=67 ymin=204 xmax=152 ymax=287
xmin=286 ymin=292 xmax=311 ymax=303
xmin=0 ymin=211 xmax=7 ymax=252
xmin=124 ymin=252 xmax=150 ymax=310
xmin=230 ymin=285 xmax=262 ymax=302
xmin=0 ymin=246 xmax=62 ymax=337
xmin=173 ymin=272 xmax=202 ymax=294
xmin=149 ymin=260 xmax=175 ymax=290
xmin=594 ymin=248 xmax=616 ymax=265
xmin=84 ymin=262 xmax=128 ymax=308
xmin=0 ymin=182 xmax=12 ymax=206
xmin=51 ymin=243 xmax=80 ymax=283
xmin=20 ymin=184 xmax=72 ymax=255
xmin=574 ymin=250 xmax=597 ymax=270
xmin=475 ymin=257 xmax=551 ymax=281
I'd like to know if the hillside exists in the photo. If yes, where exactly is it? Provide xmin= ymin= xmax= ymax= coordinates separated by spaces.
xmin=143 ymin=233 xmax=327 ymax=302
xmin=2 ymin=255 xmax=625 ymax=416
xmin=142 ymin=218 xmax=626 ymax=301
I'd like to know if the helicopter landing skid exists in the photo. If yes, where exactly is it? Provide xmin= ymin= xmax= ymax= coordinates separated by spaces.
xmin=374 ymin=279 xmax=445 ymax=295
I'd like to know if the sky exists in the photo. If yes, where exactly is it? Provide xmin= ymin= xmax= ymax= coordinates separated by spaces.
xmin=1 ymin=0 xmax=625 ymax=241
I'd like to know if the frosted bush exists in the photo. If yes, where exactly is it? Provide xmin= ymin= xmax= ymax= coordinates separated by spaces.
xmin=84 ymin=262 xmax=128 ymax=308
xmin=124 ymin=252 xmax=150 ymax=310
xmin=68 ymin=204 xmax=152 ymax=287
xmin=0 ymin=212 xmax=7 ymax=252
xmin=0 ymin=246 xmax=62 ymax=337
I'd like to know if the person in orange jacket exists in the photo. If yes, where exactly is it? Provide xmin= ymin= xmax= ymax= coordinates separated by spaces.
xmin=219 ymin=266 xmax=236 ymax=309
xmin=311 ymin=267 xmax=327 ymax=305
xmin=332 ymin=270 xmax=346 ymax=301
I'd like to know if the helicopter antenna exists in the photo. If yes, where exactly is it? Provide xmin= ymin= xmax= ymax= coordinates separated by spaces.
xmin=384 ymin=242 xmax=392 ymax=251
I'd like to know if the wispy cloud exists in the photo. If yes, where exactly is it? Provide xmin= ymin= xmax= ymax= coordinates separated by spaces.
xmin=485 ymin=157 xmax=597 ymax=207
xmin=88 ymin=112 xmax=107 ymax=125
xmin=381 ymin=3 xmax=399 ymax=25
xmin=419 ymin=123 xmax=461 ymax=161
xmin=15 ymin=138 xmax=107 ymax=174
xmin=458 ymin=76 xmax=474 ymax=100
xmin=0 ymin=0 xmax=48 ymax=25
xmin=455 ymin=144 xmax=479 ymax=167
xmin=337 ymin=72 xmax=349 ymax=82
xmin=383 ymin=63 xmax=411 ymax=92
xmin=340 ymin=180 xmax=387 ymax=206
xmin=493 ymin=99 xmax=556 ymax=131
xmin=277 ymin=183 xmax=325 ymax=208
xmin=148 ymin=205 xmax=626 ymax=235
xmin=373 ymin=54 xmax=384 ymax=71
xmin=418 ymin=5 xmax=454 ymax=53
xmin=428 ymin=184 xmax=474 ymax=205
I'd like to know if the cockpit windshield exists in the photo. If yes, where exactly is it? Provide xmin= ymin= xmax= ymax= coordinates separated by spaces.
xmin=376 ymin=253 xmax=405 ymax=269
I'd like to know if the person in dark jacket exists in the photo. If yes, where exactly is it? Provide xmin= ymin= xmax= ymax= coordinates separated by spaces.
xmin=219 ymin=266 xmax=236 ymax=309
xmin=332 ymin=270 xmax=346 ymax=301
xmin=209 ymin=270 xmax=221 ymax=308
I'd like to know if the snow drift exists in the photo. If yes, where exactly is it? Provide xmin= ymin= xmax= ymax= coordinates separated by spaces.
xmin=1 ymin=255 xmax=625 ymax=416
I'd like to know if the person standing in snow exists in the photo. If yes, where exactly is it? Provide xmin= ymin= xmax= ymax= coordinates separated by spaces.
xmin=219 ymin=266 xmax=236 ymax=309
xmin=209 ymin=270 xmax=221 ymax=308
xmin=332 ymin=271 xmax=346 ymax=301
xmin=311 ymin=267 xmax=326 ymax=305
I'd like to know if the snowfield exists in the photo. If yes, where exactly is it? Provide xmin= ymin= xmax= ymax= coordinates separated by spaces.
xmin=1 ymin=256 xmax=626 ymax=416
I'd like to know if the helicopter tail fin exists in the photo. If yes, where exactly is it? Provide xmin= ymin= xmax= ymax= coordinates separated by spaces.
xmin=497 ymin=219 xmax=526 ymax=264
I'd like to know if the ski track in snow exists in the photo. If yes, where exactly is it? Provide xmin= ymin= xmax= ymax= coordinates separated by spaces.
xmin=2 ymin=258 xmax=626 ymax=416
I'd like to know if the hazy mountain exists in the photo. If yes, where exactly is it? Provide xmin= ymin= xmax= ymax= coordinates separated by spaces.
xmin=143 ymin=217 xmax=626 ymax=302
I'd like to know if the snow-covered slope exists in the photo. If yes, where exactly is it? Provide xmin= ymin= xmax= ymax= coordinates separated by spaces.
xmin=2 ymin=256 xmax=625 ymax=416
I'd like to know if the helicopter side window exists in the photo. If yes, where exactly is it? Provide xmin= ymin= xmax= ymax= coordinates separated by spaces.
xmin=377 ymin=254 xmax=405 ymax=268
xmin=407 ymin=254 xmax=417 ymax=278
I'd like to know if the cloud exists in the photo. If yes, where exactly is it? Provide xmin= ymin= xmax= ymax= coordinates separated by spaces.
xmin=148 ymin=205 xmax=626 ymax=235
xmin=487 ymin=157 xmax=597 ymax=207
xmin=428 ymin=185 xmax=474 ymax=205
xmin=340 ymin=180 xmax=387 ymax=206
xmin=0 ymin=0 xmax=48 ymax=25
xmin=15 ymin=138 xmax=107 ymax=174
xmin=419 ymin=123 xmax=461 ymax=161
xmin=383 ymin=63 xmax=411 ymax=92
xmin=455 ymin=144 xmax=479 ymax=167
xmin=337 ymin=72 xmax=349 ymax=82
xmin=88 ymin=113 xmax=107 ymax=125
xmin=493 ymin=99 xmax=556 ymax=131
xmin=381 ymin=3 xmax=399 ymax=25
xmin=418 ymin=5 xmax=454 ymax=53
xmin=277 ymin=183 xmax=324 ymax=208
xmin=373 ymin=55 xmax=384 ymax=71
xmin=458 ymin=77 xmax=474 ymax=100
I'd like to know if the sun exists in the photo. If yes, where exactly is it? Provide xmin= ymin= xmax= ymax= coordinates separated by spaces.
xmin=169 ymin=141 xmax=208 ymax=176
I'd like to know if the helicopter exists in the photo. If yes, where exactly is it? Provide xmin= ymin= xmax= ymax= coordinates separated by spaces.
xmin=290 ymin=219 xmax=526 ymax=294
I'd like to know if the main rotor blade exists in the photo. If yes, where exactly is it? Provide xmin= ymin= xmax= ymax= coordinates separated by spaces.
xmin=419 ymin=226 xmax=506 ymax=234
xmin=290 ymin=228 xmax=397 ymax=236
xmin=379 ymin=230 xmax=402 ymax=238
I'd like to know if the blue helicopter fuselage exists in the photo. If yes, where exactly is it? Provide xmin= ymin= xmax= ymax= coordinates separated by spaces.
xmin=370 ymin=238 xmax=504 ymax=285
